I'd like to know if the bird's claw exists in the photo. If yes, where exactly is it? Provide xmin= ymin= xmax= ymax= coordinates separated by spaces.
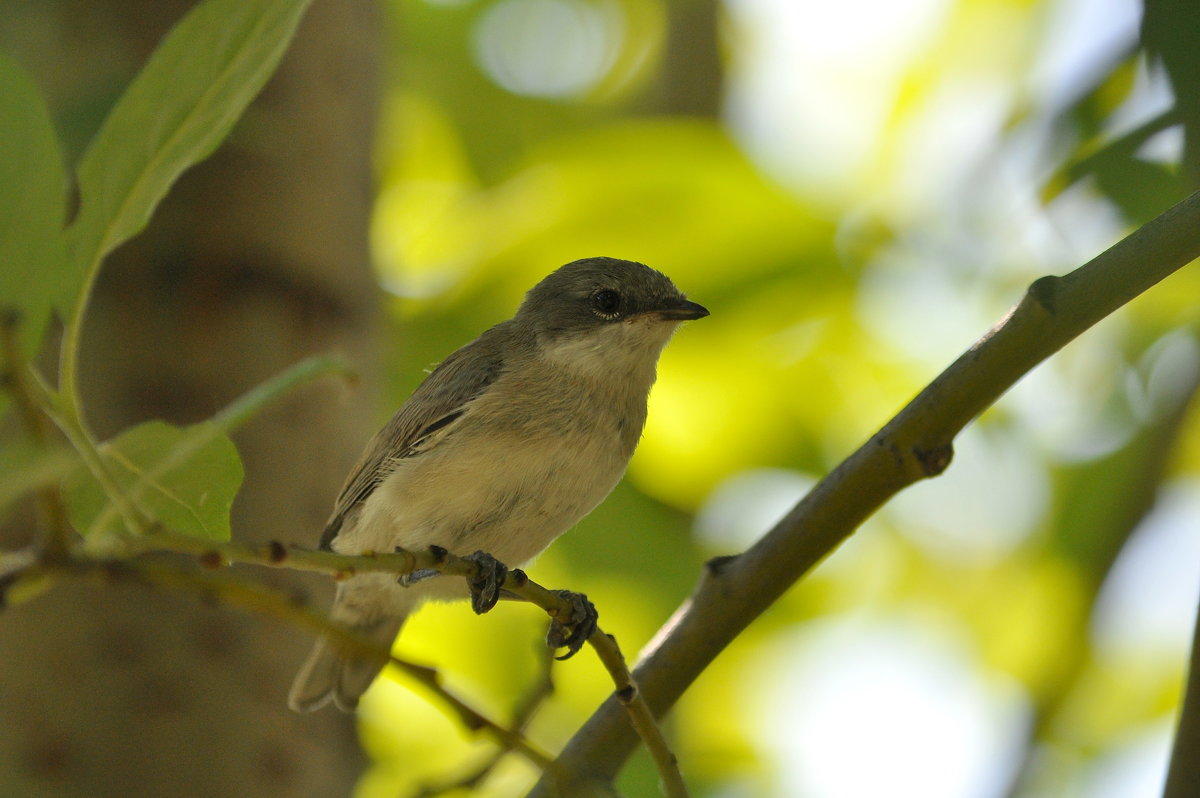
xmin=464 ymin=550 xmax=508 ymax=614
xmin=546 ymin=590 xmax=597 ymax=660
xmin=397 ymin=568 xmax=438 ymax=586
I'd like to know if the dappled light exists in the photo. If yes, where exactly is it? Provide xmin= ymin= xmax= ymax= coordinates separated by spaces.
xmin=1 ymin=0 xmax=1197 ymax=796
xmin=358 ymin=0 xmax=1200 ymax=795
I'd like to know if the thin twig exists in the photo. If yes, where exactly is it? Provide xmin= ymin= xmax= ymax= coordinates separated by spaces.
xmin=7 ymin=553 xmax=556 ymax=773
xmin=496 ymin=574 xmax=688 ymax=798
xmin=118 ymin=531 xmax=687 ymax=796
xmin=586 ymin=632 xmax=683 ymax=798
xmin=408 ymin=645 xmax=556 ymax=798
xmin=83 ymin=355 xmax=355 ymax=537
xmin=20 ymin=363 xmax=149 ymax=536
xmin=1166 ymin=582 xmax=1200 ymax=798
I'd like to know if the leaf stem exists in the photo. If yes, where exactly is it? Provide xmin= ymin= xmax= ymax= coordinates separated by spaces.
xmin=56 ymin=245 xmax=102 ymax=441
xmin=25 ymin=363 xmax=147 ymax=536
xmin=84 ymin=354 xmax=354 ymax=536
xmin=0 ymin=312 xmax=72 ymax=554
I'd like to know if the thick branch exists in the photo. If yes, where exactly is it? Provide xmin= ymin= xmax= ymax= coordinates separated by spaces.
xmin=529 ymin=191 xmax=1200 ymax=795
xmin=1165 ymin=585 xmax=1200 ymax=798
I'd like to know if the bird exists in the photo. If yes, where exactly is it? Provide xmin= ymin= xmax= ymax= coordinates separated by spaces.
xmin=288 ymin=256 xmax=708 ymax=712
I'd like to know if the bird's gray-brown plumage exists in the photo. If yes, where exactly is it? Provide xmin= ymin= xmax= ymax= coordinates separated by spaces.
xmin=289 ymin=257 xmax=707 ymax=712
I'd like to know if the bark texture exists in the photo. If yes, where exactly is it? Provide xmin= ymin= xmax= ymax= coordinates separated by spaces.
xmin=0 ymin=1 xmax=381 ymax=794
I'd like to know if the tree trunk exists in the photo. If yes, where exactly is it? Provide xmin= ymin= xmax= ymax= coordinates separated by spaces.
xmin=0 ymin=1 xmax=380 ymax=794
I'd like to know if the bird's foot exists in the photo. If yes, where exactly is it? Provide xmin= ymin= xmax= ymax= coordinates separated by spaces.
xmin=397 ymin=568 xmax=439 ymax=586
xmin=395 ymin=546 xmax=440 ymax=586
xmin=464 ymin=550 xmax=508 ymax=614
xmin=546 ymin=590 xmax=597 ymax=660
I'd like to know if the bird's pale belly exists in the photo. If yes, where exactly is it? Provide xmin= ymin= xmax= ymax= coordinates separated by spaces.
xmin=339 ymin=428 xmax=628 ymax=570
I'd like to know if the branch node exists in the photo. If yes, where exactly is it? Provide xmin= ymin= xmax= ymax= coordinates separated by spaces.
xmin=616 ymin=685 xmax=637 ymax=704
xmin=267 ymin=540 xmax=287 ymax=563
xmin=913 ymin=443 xmax=954 ymax=477
xmin=704 ymin=554 xmax=738 ymax=577
xmin=198 ymin=551 xmax=224 ymax=569
xmin=428 ymin=544 xmax=449 ymax=564
xmin=1027 ymin=275 xmax=1061 ymax=315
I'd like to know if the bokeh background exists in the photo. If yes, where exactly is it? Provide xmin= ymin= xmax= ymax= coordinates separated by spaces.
xmin=358 ymin=1 xmax=1200 ymax=796
xmin=3 ymin=0 xmax=1199 ymax=796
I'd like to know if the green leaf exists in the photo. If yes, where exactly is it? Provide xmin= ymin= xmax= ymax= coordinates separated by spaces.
xmin=64 ymin=0 xmax=315 ymax=304
xmin=65 ymin=420 xmax=244 ymax=541
xmin=0 ymin=52 xmax=68 ymax=357
xmin=0 ymin=443 xmax=80 ymax=516
xmin=1094 ymin=158 xmax=1190 ymax=227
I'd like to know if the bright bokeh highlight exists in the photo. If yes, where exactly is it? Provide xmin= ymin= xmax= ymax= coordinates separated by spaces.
xmin=357 ymin=0 xmax=1200 ymax=794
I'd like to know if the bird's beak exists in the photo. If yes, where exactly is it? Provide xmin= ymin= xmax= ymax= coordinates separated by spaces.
xmin=653 ymin=298 xmax=710 ymax=322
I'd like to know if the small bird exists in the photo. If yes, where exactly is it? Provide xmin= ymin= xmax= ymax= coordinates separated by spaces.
xmin=288 ymin=257 xmax=708 ymax=712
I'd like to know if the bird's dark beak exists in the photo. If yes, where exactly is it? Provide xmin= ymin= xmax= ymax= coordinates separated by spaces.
xmin=654 ymin=298 xmax=710 ymax=321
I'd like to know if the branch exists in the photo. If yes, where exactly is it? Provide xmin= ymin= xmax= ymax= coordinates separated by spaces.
xmin=528 ymin=192 xmax=1200 ymax=795
xmin=500 ymin=569 xmax=688 ymax=798
xmin=408 ymin=645 xmax=555 ymax=798
xmin=1 ymin=552 xmax=556 ymax=773
xmin=1165 ymin=582 xmax=1200 ymax=798
xmin=118 ymin=531 xmax=687 ymax=796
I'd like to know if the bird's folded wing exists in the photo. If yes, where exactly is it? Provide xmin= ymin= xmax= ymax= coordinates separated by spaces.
xmin=319 ymin=327 xmax=512 ymax=549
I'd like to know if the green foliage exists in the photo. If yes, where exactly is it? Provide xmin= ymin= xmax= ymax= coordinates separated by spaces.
xmin=0 ymin=53 xmax=67 ymax=359
xmin=65 ymin=0 xmax=314 ymax=297
xmin=355 ymin=1 xmax=1200 ymax=795
xmin=2 ymin=0 xmax=319 ymax=547
xmin=0 ymin=444 xmax=78 ymax=517
xmin=64 ymin=420 xmax=243 ymax=541
xmin=1143 ymin=0 xmax=1200 ymax=177
xmin=3 ymin=0 xmax=1200 ymax=795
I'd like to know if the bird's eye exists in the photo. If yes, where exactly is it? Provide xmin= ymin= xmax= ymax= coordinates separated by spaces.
xmin=591 ymin=289 xmax=622 ymax=319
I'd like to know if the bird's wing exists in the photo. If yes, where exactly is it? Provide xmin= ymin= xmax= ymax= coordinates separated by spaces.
xmin=319 ymin=329 xmax=510 ymax=549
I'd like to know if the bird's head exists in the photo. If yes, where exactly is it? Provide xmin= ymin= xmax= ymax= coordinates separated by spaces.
xmin=516 ymin=256 xmax=709 ymax=379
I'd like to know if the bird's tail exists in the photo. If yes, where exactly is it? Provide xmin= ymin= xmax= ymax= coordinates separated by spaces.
xmin=288 ymin=581 xmax=408 ymax=712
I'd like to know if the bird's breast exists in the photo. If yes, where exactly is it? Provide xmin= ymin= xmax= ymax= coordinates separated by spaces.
xmin=345 ymin=376 xmax=644 ymax=567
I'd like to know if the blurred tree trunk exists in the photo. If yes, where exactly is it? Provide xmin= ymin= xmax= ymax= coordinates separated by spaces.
xmin=637 ymin=0 xmax=722 ymax=116
xmin=0 ymin=1 xmax=380 ymax=795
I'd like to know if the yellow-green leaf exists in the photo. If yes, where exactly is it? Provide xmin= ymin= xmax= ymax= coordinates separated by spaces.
xmin=66 ymin=420 xmax=244 ymax=541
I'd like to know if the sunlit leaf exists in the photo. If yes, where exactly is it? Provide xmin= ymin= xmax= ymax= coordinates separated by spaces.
xmin=1094 ymin=158 xmax=1189 ymax=226
xmin=65 ymin=420 xmax=244 ymax=541
xmin=65 ymin=0 xmax=315 ymax=306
